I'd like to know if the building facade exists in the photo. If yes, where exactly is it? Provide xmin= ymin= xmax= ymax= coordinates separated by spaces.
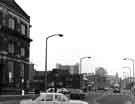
xmin=48 ymin=69 xmax=80 ymax=89
xmin=56 ymin=63 xmax=79 ymax=74
xmin=0 ymin=0 xmax=32 ymax=94
xmin=32 ymin=69 xmax=81 ymax=91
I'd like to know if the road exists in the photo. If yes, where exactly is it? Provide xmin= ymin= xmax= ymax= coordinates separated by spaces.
xmin=84 ymin=92 xmax=103 ymax=104
xmin=84 ymin=91 xmax=135 ymax=104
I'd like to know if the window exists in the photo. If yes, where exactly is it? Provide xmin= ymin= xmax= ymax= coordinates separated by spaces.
xmin=55 ymin=95 xmax=62 ymax=101
xmin=21 ymin=48 xmax=25 ymax=56
xmin=21 ymin=24 xmax=26 ymax=35
xmin=40 ymin=98 xmax=46 ymax=101
xmin=45 ymin=94 xmax=53 ymax=101
xmin=27 ymin=25 xmax=30 ymax=37
xmin=0 ymin=11 xmax=3 ymax=26
xmin=20 ymin=63 xmax=24 ymax=77
xmin=8 ymin=18 xmax=15 ymax=30
xmin=2 ymin=19 xmax=6 ymax=26
xmin=8 ymin=43 xmax=14 ymax=54
xmin=61 ymin=96 xmax=68 ymax=102
xmin=55 ymin=94 xmax=68 ymax=102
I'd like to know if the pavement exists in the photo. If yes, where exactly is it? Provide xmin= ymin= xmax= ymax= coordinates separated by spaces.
xmin=95 ymin=94 xmax=134 ymax=104
xmin=0 ymin=94 xmax=38 ymax=104
xmin=85 ymin=91 xmax=135 ymax=104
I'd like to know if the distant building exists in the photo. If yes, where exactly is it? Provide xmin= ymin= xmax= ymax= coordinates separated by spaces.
xmin=56 ymin=63 xmax=79 ymax=74
xmin=32 ymin=68 xmax=81 ymax=90
xmin=32 ymin=70 xmax=46 ymax=91
xmin=48 ymin=69 xmax=80 ymax=89
xmin=106 ymin=74 xmax=120 ymax=86
xmin=0 ymin=0 xmax=32 ymax=94
xmin=82 ymin=73 xmax=121 ymax=91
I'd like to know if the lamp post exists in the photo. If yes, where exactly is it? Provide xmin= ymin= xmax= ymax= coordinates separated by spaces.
xmin=45 ymin=34 xmax=63 ymax=92
xmin=80 ymin=56 xmax=91 ymax=89
xmin=123 ymin=72 xmax=126 ymax=79
xmin=123 ymin=58 xmax=135 ymax=93
xmin=122 ymin=66 xmax=131 ymax=85
xmin=123 ymin=72 xmax=128 ymax=89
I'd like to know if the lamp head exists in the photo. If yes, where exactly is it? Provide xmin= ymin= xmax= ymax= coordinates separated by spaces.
xmin=88 ymin=57 xmax=91 ymax=59
xmin=123 ymin=58 xmax=127 ymax=60
xmin=58 ymin=34 xmax=63 ymax=37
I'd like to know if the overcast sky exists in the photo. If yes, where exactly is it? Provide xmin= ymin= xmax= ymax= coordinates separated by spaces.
xmin=16 ymin=0 xmax=135 ymax=78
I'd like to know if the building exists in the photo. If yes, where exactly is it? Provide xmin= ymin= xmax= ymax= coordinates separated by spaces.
xmin=0 ymin=0 xmax=32 ymax=94
xmin=31 ymin=70 xmax=45 ymax=91
xmin=56 ymin=63 xmax=79 ymax=74
xmin=81 ymin=73 xmax=121 ymax=91
xmin=32 ymin=68 xmax=81 ymax=90
xmin=48 ymin=69 xmax=80 ymax=89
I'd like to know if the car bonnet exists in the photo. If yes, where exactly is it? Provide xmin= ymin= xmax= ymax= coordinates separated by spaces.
xmin=69 ymin=100 xmax=88 ymax=104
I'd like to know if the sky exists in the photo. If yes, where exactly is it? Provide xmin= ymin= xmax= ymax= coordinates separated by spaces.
xmin=16 ymin=0 xmax=135 ymax=78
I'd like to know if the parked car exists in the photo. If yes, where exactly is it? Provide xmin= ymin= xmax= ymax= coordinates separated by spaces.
xmin=97 ymin=87 xmax=105 ymax=91
xmin=46 ymin=88 xmax=56 ymax=93
xmin=57 ymin=88 xmax=70 ymax=98
xmin=47 ymin=88 xmax=70 ymax=94
xmin=69 ymin=89 xmax=86 ymax=100
xmin=113 ymin=87 xmax=120 ymax=93
xmin=104 ymin=87 xmax=109 ymax=91
xmin=32 ymin=93 xmax=88 ymax=104
xmin=57 ymin=88 xmax=70 ymax=93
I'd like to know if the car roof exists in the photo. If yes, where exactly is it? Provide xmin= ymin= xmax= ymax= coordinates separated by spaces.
xmin=40 ymin=92 xmax=63 ymax=95
xmin=34 ymin=93 xmax=64 ymax=101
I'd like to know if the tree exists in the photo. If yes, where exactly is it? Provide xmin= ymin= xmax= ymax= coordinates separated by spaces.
xmin=95 ymin=67 xmax=107 ymax=77
xmin=95 ymin=67 xmax=107 ymax=89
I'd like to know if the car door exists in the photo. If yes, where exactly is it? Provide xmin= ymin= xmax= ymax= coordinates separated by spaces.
xmin=54 ymin=94 xmax=62 ymax=104
xmin=61 ymin=95 xmax=69 ymax=104
xmin=37 ymin=94 xmax=54 ymax=104
xmin=54 ymin=94 xmax=69 ymax=104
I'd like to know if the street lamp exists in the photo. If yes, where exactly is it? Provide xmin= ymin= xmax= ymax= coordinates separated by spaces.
xmin=80 ymin=56 xmax=91 ymax=89
xmin=45 ymin=34 xmax=63 ymax=92
xmin=123 ymin=72 xmax=127 ymax=79
xmin=122 ymin=66 xmax=131 ymax=84
xmin=123 ymin=71 xmax=128 ymax=89
xmin=123 ymin=58 xmax=135 ymax=92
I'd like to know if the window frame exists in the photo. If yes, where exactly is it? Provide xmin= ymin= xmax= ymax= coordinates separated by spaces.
xmin=20 ymin=48 xmax=25 ymax=57
xmin=21 ymin=23 xmax=26 ymax=35
xmin=8 ymin=43 xmax=14 ymax=54
xmin=8 ymin=18 xmax=15 ymax=30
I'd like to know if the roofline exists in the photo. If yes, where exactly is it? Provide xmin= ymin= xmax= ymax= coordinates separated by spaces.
xmin=0 ymin=1 xmax=30 ymax=22
xmin=13 ymin=1 xmax=30 ymax=21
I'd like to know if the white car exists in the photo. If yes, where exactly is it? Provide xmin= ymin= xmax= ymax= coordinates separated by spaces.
xmin=57 ymin=88 xmax=70 ymax=94
xmin=47 ymin=88 xmax=56 ymax=93
xmin=32 ymin=93 xmax=88 ymax=104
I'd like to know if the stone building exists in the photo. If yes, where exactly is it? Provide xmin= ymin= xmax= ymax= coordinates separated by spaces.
xmin=0 ymin=0 xmax=32 ymax=94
